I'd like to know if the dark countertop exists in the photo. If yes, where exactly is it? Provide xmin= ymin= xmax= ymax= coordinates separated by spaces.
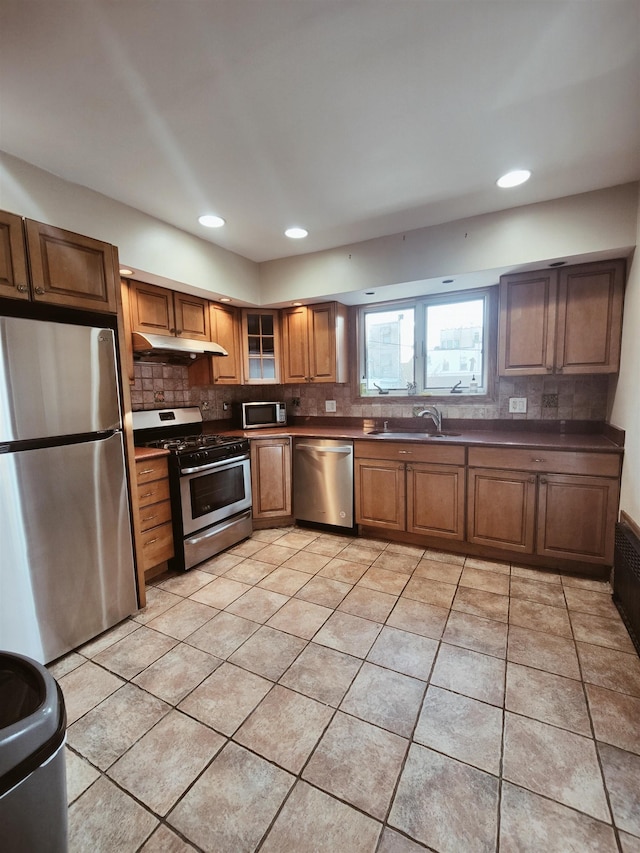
xmin=207 ymin=424 xmax=623 ymax=454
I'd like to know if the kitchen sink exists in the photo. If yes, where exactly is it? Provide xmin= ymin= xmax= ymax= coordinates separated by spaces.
xmin=367 ymin=430 xmax=461 ymax=438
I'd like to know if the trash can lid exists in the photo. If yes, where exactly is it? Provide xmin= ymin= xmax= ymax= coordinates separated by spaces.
xmin=0 ymin=651 xmax=65 ymax=780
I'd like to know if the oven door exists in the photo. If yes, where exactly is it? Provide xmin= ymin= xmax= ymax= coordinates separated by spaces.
xmin=179 ymin=455 xmax=252 ymax=536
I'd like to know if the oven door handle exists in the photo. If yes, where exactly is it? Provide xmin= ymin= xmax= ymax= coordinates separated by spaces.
xmin=181 ymin=453 xmax=250 ymax=476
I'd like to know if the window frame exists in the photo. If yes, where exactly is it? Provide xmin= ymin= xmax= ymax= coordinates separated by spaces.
xmin=355 ymin=285 xmax=498 ymax=401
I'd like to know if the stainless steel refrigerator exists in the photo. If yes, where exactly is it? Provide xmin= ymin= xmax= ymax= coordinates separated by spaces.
xmin=0 ymin=315 xmax=138 ymax=664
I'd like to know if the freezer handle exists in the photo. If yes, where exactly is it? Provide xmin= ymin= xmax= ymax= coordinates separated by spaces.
xmin=295 ymin=444 xmax=353 ymax=454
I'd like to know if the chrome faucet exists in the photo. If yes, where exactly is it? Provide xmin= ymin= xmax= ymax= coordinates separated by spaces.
xmin=417 ymin=405 xmax=442 ymax=433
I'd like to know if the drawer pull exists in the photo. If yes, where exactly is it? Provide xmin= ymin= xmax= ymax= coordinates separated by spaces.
xmin=532 ymin=458 xmax=544 ymax=463
xmin=142 ymin=514 xmax=158 ymax=523
xmin=145 ymin=537 xmax=159 ymax=545
xmin=139 ymin=468 xmax=157 ymax=475
xmin=140 ymin=491 xmax=154 ymax=499
xmin=398 ymin=450 xmax=412 ymax=455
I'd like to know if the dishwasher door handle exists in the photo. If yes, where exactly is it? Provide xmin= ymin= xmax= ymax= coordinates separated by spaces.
xmin=295 ymin=444 xmax=353 ymax=454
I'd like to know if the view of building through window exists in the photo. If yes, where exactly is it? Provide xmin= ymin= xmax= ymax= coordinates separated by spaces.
xmin=361 ymin=293 xmax=487 ymax=395
xmin=426 ymin=298 xmax=484 ymax=390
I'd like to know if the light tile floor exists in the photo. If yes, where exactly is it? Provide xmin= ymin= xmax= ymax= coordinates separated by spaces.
xmin=50 ymin=526 xmax=640 ymax=853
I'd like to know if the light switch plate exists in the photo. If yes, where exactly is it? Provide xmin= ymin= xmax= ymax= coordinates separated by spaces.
xmin=325 ymin=400 xmax=337 ymax=412
xmin=509 ymin=397 xmax=527 ymax=413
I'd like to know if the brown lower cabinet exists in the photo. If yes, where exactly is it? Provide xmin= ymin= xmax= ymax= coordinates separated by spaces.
xmin=250 ymin=437 xmax=292 ymax=520
xmin=467 ymin=447 xmax=621 ymax=564
xmin=355 ymin=442 xmax=465 ymax=539
xmin=135 ymin=454 xmax=174 ymax=576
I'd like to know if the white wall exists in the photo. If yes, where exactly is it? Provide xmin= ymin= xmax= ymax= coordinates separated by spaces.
xmin=259 ymin=184 xmax=639 ymax=305
xmin=0 ymin=151 xmax=261 ymax=304
xmin=610 ymin=185 xmax=640 ymax=529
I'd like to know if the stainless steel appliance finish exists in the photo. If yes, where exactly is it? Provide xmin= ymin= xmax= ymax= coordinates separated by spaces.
xmin=132 ymin=407 xmax=252 ymax=571
xmin=293 ymin=438 xmax=354 ymax=528
xmin=131 ymin=331 xmax=228 ymax=361
xmin=0 ymin=315 xmax=138 ymax=664
xmin=239 ymin=401 xmax=287 ymax=430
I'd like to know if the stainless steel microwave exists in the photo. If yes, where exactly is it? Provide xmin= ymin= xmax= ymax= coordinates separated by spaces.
xmin=239 ymin=401 xmax=287 ymax=429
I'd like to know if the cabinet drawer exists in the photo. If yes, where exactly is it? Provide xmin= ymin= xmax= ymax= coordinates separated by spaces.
xmin=355 ymin=440 xmax=465 ymax=465
xmin=140 ymin=521 xmax=174 ymax=571
xmin=139 ymin=499 xmax=172 ymax=532
xmin=468 ymin=447 xmax=620 ymax=477
xmin=136 ymin=456 xmax=169 ymax=484
xmin=137 ymin=478 xmax=170 ymax=507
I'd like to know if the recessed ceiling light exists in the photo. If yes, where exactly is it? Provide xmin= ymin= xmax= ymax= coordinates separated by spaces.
xmin=292 ymin=301 xmax=303 ymax=306
xmin=219 ymin=297 xmax=232 ymax=302
xmin=198 ymin=214 xmax=225 ymax=228
xmin=119 ymin=268 xmax=134 ymax=276
xmin=497 ymin=170 xmax=531 ymax=188
xmin=285 ymin=227 xmax=308 ymax=239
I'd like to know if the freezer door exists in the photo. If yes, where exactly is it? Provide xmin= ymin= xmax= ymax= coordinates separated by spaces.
xmin=0 ymin=315 xmax=121 ymax=442
xmin=0 ymin=432 xmax=137 ymax=663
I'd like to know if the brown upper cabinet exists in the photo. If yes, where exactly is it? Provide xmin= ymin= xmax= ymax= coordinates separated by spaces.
xmin=281 ymin=302 xmax=348 ymax=384
xmin=498 ymin=259 xmax=625 ymax=375
xmin=0 ymin=211 xmax=118 ymax=313
xmin=129 ymin=280 xmax=210 ymax=341
xmin=241 ymin=309 xmax=281 ymax=384
xmin=187 ymin=302 xmax=243 ymax=386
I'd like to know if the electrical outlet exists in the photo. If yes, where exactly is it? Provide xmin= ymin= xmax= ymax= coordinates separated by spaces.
xmin=222 ymin=401 xmax=229 ymax=411
xmin=508 ymin=397 xmax=527 ymax=414
xmin=201 ymin=400 xmax=210 ymax=411
xmin=325 ymin=400 xmax=337 ymax=413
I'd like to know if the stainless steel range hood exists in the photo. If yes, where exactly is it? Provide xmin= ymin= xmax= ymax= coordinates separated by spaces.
xmin=132 ymin=332 xmax=228 ymax=363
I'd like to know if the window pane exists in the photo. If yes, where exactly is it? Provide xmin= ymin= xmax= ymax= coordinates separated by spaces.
xmin=364 ymin=308 xmax=415 ymax=392
xmin=425 ymin=299 xmax=484 ymax=391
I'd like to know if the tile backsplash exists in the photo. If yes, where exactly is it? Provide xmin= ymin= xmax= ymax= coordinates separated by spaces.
xmin=131 ymin=362 xmax=610 ymax=423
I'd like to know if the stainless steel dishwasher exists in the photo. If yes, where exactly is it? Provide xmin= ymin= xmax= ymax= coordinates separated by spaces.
xmin=293 ymin=438 xmax=354 ymax=528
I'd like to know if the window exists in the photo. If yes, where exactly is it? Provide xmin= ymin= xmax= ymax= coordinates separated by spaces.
xmin=359 ymin=288 xmax=493 ymax=396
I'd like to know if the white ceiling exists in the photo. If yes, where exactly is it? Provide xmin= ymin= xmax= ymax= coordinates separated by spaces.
xmin=1 ymin=0 xmax=639 ymax=264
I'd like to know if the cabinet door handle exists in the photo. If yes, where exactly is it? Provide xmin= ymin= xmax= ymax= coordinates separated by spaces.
xmin=34 ymin=286 xmax=45 ymax=295
xmin=139 ymin=468 xmax=157 ymax=475
xmin=17 ymin=284 xmax=28 ymax=293
xmin=540 ymin=477 xmax=547 ymax=484
xmin=529 ymin=476 xmax=536 ymax=483
xmin=175 ymin=329 xmax=183 ymax=335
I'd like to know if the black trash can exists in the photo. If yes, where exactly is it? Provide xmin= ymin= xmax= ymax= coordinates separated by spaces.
xmin=0 ymin=651 xmax=68 ymax=853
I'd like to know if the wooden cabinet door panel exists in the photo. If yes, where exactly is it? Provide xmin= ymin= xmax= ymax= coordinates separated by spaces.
xmin=355 ymin=459 xmax=405 ymax=530
xmin=407 ymin=463 xmax=465 ymax=540
xmin=556 ymin=260 xmax=625 ymax=374
xmin=499 ymin=271 xmax=557 ymax=375
xmin=537 ymin=474 xmax=619 ymax=563
xmin=251 ymin=438 xmax=291 ymax=518
xmin=0 ymin=210 xmax=29 ymax=300
xmin=130 ymin=280 xmax=176 ymax=336
xmin=281 ymin=306 xmax=310 ymax=383
xmin=467 ymin=467 xmax=536 ymax=553
xmin=25 ymin=220 xmax=117 ymax=313
xmin=211 ymin=303 xmax=242 ymax=383
xmin=174 ymin=292 xmax=210 ymax=340
xmin=308 ymin=303 xmax=336 ymax=382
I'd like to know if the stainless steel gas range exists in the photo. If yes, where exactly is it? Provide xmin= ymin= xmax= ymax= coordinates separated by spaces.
xmin=133 ymin=407 xmax=252 ymax=571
